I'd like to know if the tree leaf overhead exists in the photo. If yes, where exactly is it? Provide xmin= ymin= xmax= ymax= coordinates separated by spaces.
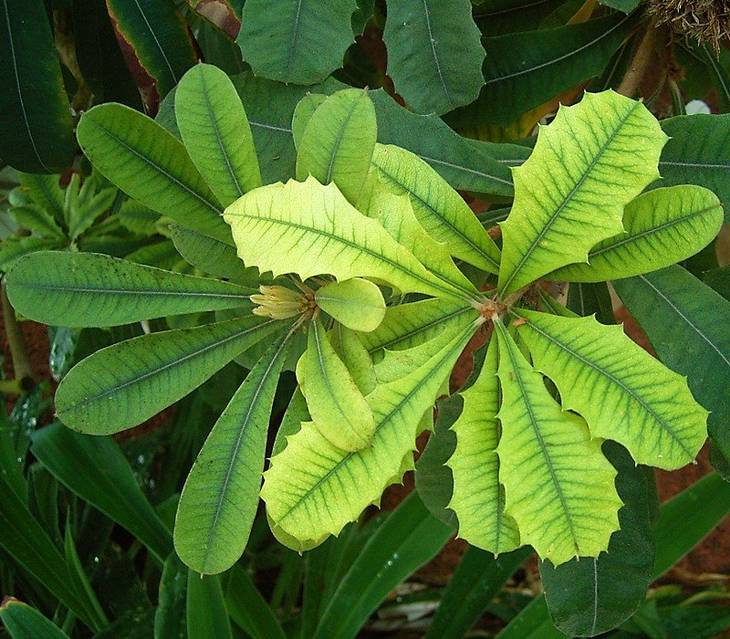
xmin=498 ymin=90 xmax=667 ymax=295
xmin=77 ymin=103 xmax=231 ymax=243
xmin=512 ymin=309 xmax=708 ymax=469
xmin=237 ymin=0 xmax=356 ymax=85
xmin=448 ymin=335 xmax=520 ymax=554
xmin=175 ymin=330 xmax=293 ymax=574
xmin=296 ymin=89 xmax=377 ymax=205
xmin=369 ymin=144 xmax=501 ymax=274
xmin=262 ymin=319 xmax=479 ymax=545
xmin=494 ymin=321 xmax=622 ymax=565
xmin=56 ymin=316 xmax=283 ymax=435
xmin=224 ymin=177 xmax=463 ymax=300
xmin=548 ymin=185 xmax=723 ymax=283
xmin=176 ymin=63 xmax=261 ymax=207
xmin=297 ymin=318 xmax=376 ymax=452
xmin=6 ymin=251 xmax=253 ymax=327
xmin=383 ymin=0 xmax=486 ymax=115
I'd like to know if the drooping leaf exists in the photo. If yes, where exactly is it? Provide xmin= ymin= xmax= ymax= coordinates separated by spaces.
xmin=105 ymin=0 xmax=197 ymax=101
xmin=262 ymin=319 xmax=478 ymax=544
xmin=540 ymin=442 xmax=655 ymax=637
xmin=297 ymin=89 xmax=377 ymax=204
xmin=512 ymin=308 xmax=708 ymax=469
xmin=448 ymin=13 xmax=638 ymax=127
xmin=448 ymin=335 xmax=520 ymax=554
xmin=175 ymin=330 xmax=292 ymax=574
xmin=659 ymin=113 xmax=730 ymax=217
xmin=77 ymin=103 xmax=231 ymax=243
xmin=56 ymin=315 xmax=283 ymax=434
xmin=548 ymin=185 xmax=723 ymax=282
xmin=358 ymin=176 xmax=481 ymax=302
xmin=425 ymin=546 xmax=533 ymax=639
xmin=224 ymin=567 xmax=287 ymax=639
xmin=154 ymin=554 xmax=187 ymax=639
xmin=6 ymin=251 xmax=252 ymax=327
xmin=31 ymin=422 xmax=173 ymax=562
xmin=224 ymin=177 xmax=464 ymax=301
xmin=297 ymin=318 xmax=375 ymax=451
xmin=383 ymin=0 xmax=485 ymax=115
xmin=369 ymin=90 xmax=514 ymax=196
xmin=494 ymin=320 xmax=622 ymax=565
xmin=0 ymin=0 xmax=73 ymax=172
xmin=369 ymin=144 xmax=501 ymax=273
xmin=237 ymin=0 xmax=356 ymax=84
xmin=314 ymin=278 xmax=385 ymax=332
xmin=175 ymin=63 xmax=261 ymax=207
xmin=614 ymin=266 xmax=730 ymax=467
xmin=311 ymin=493 xmax=453 ymax=639
xmin=186 ymin=572 xmax=232 ymax=639
xmin=498 ymin=91 xmax=667 ymax=295
xmin=0 ymin=599 xmax=70 ymax=639
xmin=359 ymin=298 xmax=477 ymax=355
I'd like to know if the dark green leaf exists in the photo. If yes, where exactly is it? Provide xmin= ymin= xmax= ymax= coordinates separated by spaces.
xmin=186 ymin=572 xmax=232 ymax=639
xmin=225 ymin=567 xmax=287 ymax=639
xmin=0 ymin=599 xmax=70 ymax=639
xmin=154 ymin=554 xmax=187 ymax=639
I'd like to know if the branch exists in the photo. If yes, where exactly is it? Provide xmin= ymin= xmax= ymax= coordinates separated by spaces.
xmin=1 ymin=279 xmax=34 ymax=389
xmin=617 ymin=23 xmax=657 ymax=98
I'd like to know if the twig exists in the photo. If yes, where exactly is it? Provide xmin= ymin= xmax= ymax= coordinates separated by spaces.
xmin=617 ymin=22 xmax=658 ymax=98
xmin=1 ymin=280 xmax=34 ymax=388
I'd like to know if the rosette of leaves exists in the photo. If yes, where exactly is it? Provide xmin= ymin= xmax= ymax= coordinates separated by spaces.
xmin=5 ymin=71 xmax=722 ymax=581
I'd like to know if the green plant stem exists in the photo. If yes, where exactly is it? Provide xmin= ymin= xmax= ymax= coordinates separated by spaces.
xmin=617 ymin=23 xmax=657 ymax=98
xmin=1 ymin=280 xmax=34 ymax=387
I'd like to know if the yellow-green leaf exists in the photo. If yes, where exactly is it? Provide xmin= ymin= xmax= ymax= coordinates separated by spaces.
xmin=314 ymin=278 xmax=386 ymax=333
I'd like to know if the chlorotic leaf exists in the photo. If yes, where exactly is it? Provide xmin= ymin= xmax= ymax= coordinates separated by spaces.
xmin=262 ymin=319 xmax=479 ymax=544
xmin=298 ymin=317 xmax=375 ymax=451
xmin=77 ymin=103 xmax=231 ymax=243
xmin=498 ymin=91 xmax=667 ymax=295
xmin=448 ymin=335 xmax=520 ymax=554
xmin=292 ymin=93 xmax=328 ymax=148
xmin=224 ymin=177 xmax=461 ymax=300
xmin=314 ymin=278 xmax=386 ymax=332
xmin=383 ymin=0 xmax=485 ymax=115
xmin=494 ymin=320 xmax=622 ymax=565
xmin=175 ymin=63 xmax=261 ymax=207
xmin=6 ymin=251 xmax=252 ymax=327
xmin=175 ymin=329 xmax=293 ymax=574
xmin=331 ymin=325 xmax=377 ymax=395
xmin=370 ymin=144 xmax=501 ymax=273
xmin=56 ymin=316 xmax=283 ymax=435
xmin=549 ymin=186 xmax=723 ymax=283
xmin=296 ymin=89 xmax=377 ymax=205
xmin=237 ymin=0 xmax=356 ymax=84
xmin=512 ymin=309 xmax=708 ymax=469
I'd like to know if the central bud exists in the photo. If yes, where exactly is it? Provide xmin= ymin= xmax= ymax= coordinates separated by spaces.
xmin=250 ymin=285 xmax=316 ymax=320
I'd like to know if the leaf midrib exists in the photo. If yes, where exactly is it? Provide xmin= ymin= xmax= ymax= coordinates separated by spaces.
xmin=499 ymin=100 xmax=640 ymax=294
xmin=14 ymin=282 xmax=250 ymax=300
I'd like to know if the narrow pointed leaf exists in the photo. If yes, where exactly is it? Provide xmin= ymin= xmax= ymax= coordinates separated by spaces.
xmin=370 ymin=144 xmax=501 ymax=273
xmin=298 ymin=318 xmax=375 ymax=451
xmin=383 ymin=0 xmax=485 ymax=115
xmin=262 ymin=320 xmax=477 ymax=544
xmin=449 ymin=335 xmax=520 ymax=554
xmin=494 ymin=321 xmax=622 ymax=565
xmin=498 ymin=91 xmax=667 ymax=295
xmin=540 ymin=442 xmax=655 ymax=637
xmin=549 ymin=186 xmax=723 ymax=283
xmin=77 ymin=103 xmax=231 ymax=243
xmin=176 ymin=63 xmax=261 ymax=207
xmin=6 ymin=251 xmax=252 ymax=327
xmin=224 ymin=177 xmax=457 ymax=299
xmin=614 ymin=266 xmax=730 ymax=466
xmin=359 ymin=298 xmax=477 ymax=355
xmin=0 ymin=599 xmax=70 ymax=639
xmin=0 ymin=0 xmax=73 ymax=172
xmin=56 ymin=316 xmax=282 ymax=434
xmin=297 ymin=89 xmax=376 ymax=204
xmin=359 ymin=176 xmax=481 ymax=302
xmin=659 ymin=113 xmax=730 ymax=215
xmin=175 ymin=330 xmax=292 ymax=574
xmin=225 ymin=567 xmax=287 ymax=639
xmin=237 ymin=0 xmax=356 ymax=84
xmin=512 ymin=308 xmax=708 ymax=469
xmin=154 ymin=554 xmax=187 ymax=639
xmin=186 ymin=573 xmax=232 ymax=639
xmin=314 ymin=278 xmax=386 ymax=333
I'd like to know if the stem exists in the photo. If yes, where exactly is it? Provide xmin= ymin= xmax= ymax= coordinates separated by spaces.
xmin=1 ymin=280 xmax=34 ymax=387
xmin=617 ymin=22 xmax=657 ymax=98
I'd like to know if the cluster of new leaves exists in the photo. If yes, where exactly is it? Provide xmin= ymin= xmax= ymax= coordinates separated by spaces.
xmin=5 ymin=68 xmax=721 ymax=578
